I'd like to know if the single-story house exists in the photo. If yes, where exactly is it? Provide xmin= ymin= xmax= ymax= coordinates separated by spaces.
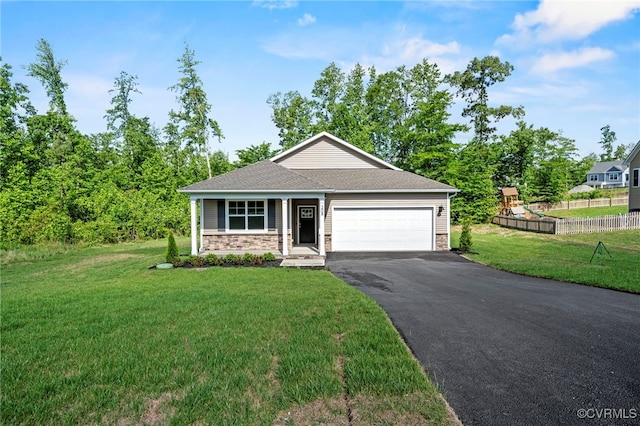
xmin=585 ymin=161 xmax=629 ymax=189
xmin=623 ymin=140 xmax=640 ymax=212
xmin=179 ymin=132 xmax=459 ymax=257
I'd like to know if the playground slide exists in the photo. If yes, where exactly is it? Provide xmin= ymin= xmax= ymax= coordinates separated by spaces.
xmin=524 ymin=206 xmax=544 ymax=217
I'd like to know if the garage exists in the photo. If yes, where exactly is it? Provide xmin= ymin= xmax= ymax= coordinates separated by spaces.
xmin=332 ymin=207 xmax=434 ymax=251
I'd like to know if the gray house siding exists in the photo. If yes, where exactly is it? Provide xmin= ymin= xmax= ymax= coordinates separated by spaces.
xmin=630 ymin=155 xmax=640 ymax=212
xmin=274 ymin=136 xmax=385 ymax=169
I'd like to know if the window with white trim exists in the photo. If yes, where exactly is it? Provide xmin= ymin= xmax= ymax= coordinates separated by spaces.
xmin=228 ymin=200 xmax=266 ymax=230
xmin=608 ymin=173 xmax=619 ymax=181
xmin=589 ymin=175 xmax=598 ymax=181
xmin=633 ymin=169 xmax=639 ymax=187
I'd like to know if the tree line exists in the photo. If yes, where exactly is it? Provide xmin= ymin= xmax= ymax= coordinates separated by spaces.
xmin=0 ymin=40 xmax=630 ymax=247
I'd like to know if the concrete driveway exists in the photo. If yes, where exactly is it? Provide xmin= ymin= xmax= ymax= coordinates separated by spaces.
xmin=327 ymin=252 xmax=640 ymax=426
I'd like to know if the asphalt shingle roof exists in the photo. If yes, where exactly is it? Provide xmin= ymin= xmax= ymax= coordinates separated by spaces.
xmin=587 ymin=161 xmax=625 ymax=174
xmin=179 ymin=160 xmax=329 ymax=192
xmin=180 ymin=160 xmax=457 ymax=193
xmin=294 ymin=169 xmax=456 ymax=191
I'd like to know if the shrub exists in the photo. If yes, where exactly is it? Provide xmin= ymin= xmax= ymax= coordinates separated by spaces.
xmin=184 ymin=255 xmax=198 ymax=266
xmin=459 ymin=220 xmax=473 ymax=253
xmin=190 ymin=256 xmax=206 ymax=267
xmin=205 ymin=253 xmax=218 ymax=265
xmin=263 ymin=252 xmax=276 ymax=261
xmin=250 ymin=255 xmax=264 ymax=266
xmin=242 ymin=253 xmax=254 ymax=264
xmin=171 ymin=257 xmax=184 ymax=267
xmin=224 ymin=253 xmax=240 ymax=265
xmin=165 ymin=231 xmax=179 ymax=262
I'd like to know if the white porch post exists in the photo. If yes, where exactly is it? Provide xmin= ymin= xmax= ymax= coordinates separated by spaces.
xmin=199 ymin=198 xmax=204 ymax=252
xmin=281 ymin=198 xmax=289 ymax=256
xmin=318 ymin=197 xmax=325 ymax=256
xmin=190 ymin=198 xmax=198 ymax=255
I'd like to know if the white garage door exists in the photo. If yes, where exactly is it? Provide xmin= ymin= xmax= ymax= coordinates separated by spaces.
xmin=332 ymin=207 xmax=433 ymax=251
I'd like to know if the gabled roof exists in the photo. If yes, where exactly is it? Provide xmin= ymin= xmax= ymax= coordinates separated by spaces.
xmin=587 ymin=161 xmax=626 ymax=174
xmin=624 ymin=140 xmax=640 ymax=166
xmin=179 ymin=132 xmax=459 ymax=194
xmin=501 ymin=187 xmax=518 ymax=196
xmin=271 ymin=131 xmax=400 ymax=171
xmin=178 ymin=160 xmax=329 ymax=192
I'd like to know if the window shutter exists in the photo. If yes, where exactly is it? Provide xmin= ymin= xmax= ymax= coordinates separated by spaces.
xmin=268 ymin=199 xmax=276 ymax=230
xmin=218 ymin=200 xmax=225 ymax=231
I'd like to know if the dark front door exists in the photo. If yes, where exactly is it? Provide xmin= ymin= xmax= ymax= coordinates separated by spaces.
xmin=298 ymin=206 xmax=316 ymax=244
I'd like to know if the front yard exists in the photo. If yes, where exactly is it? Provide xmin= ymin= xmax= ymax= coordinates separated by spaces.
xmin=452 ymin=225 xmax=640 ymax=293
xmin=1 ymin=239 xmax=454 ymax=425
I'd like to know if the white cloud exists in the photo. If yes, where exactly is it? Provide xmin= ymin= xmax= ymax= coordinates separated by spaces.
xmin=531 ymin=47 xmax=615 ymax=73
xmin=498 ymin=0 xmax=640 ymax=47
xmin=297 ymin=13 xmax=316 ymax=26
xmin=262 ymin=24 xmax=462 ymax=73
xmin=252 ymin=0 xmax=297 ymax=10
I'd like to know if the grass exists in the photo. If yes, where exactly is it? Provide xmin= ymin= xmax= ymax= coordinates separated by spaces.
xmin=544 ymin=205 xmax=628 ymax=218
xmin=452 ymin=224 xmax=640 ymax=293
xmin=1 ymin=238 xmax=454 ymax=425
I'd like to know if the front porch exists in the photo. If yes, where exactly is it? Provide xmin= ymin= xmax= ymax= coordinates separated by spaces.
xmin=188 ymin=193 xmax=326 ymax=262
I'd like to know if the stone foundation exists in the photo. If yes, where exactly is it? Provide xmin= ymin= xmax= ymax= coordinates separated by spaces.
xmin=324 ymin=234 xmax=332 ymax=253
xmin=435 ymin=234 xmax=449 ymax=251
xmin=203 ymin=232 xmax=280 ymax=251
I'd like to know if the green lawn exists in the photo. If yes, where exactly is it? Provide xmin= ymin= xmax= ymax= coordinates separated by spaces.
xmin=452 ymin=225 xmax=640 ymax=293
xmin=1 ymin=239 xmax=453 ymax=425
xmin=544 ymin=205 xmax=628 ymax=218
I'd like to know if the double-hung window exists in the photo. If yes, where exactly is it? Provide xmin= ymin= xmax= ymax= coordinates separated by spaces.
xmin=608 ymin=173 xmax=619 ymax=181
xmin=228 ymin=200 xmax=266 ymax=231
xmin=589 ymin=175 xmax=598 ymax=182
xmin=633 ymin=169 xmax=639 ymax=187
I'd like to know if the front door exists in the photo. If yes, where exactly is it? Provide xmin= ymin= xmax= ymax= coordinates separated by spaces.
xmin=298 ymin=206 xmax=316 ymax=244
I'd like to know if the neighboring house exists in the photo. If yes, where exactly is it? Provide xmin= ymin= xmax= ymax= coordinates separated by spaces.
xmin=585 ymin=161 xmax=629 ymax=188
xmin=179 ymin=132 xmax=458 ymax=257
xmin=623 ymin=140 xmax=640 ymax=212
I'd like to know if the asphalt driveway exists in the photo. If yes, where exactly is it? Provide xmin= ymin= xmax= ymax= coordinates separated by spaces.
xmin=327 ymin=252 xmax=640 ymax=426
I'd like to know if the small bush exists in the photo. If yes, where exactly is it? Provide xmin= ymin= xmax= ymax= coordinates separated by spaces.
xmin=459 ymin=220 xmax=473 ymax=253
xmin=224 ymin=253 xmax=240 ymax=265
xmin=213 ymin=256 xmax=224 ymax=266
xmin=250 ymin=255 xmax=264 ymax=266
xmin=263 ymin=252 xmax=276 ymax=261
xmin=243 ymin=253 xmax=254 ymax=264
xmin=191 ymin=256 xmax=206 ymax=267
xmin=205 ymin=253 xmax=218 ymax=265
xmin=165 ymin=231 xmax=179 ymax=262
xmin=171 ymin=257 xmax=184 ymax=267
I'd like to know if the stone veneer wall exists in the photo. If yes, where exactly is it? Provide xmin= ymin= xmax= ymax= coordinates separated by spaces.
xmin=203 ymin=232 xmax=280 ymax=251
xmin=435 ymin=234 xmax=449 ymax=251
xmin=324 ymin=234 xmax=331 ymax=253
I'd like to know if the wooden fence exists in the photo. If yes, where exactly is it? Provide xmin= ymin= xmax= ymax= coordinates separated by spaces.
xmin=527 ymin=196 xmax=627 ymax=212
xmin=492 ymin=211 xmax=640 ymax=235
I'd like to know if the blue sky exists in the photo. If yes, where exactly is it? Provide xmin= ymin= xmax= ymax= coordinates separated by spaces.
xmin=2 ymin=1 xmax=639 ymax=160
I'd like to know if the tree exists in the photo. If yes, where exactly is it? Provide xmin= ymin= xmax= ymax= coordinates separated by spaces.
xmin=167 ymin=44 xmax=223 ymax=178
xmin=267 ymin=91 xmax=314 ymax=149
xmin=235 ymin=142 xmax=277 ymax=168
xmin=105 ymin=71 xmax=141 ymax=139
xmin=598 ymin=125 xmax=616 ymax=161
xmin=446 ymin=56 xmax=524 ymax=145
xmin=0 ymin=58 xmax=36 ymax=181
xmin=25 ymin=39 xmax=68 ymax=115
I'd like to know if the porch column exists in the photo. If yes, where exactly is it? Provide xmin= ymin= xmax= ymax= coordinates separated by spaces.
xmin=199 ymin=198 xmax=204 ymax=252
xmin=190 ymin=198 xmax=198 ymax=255
xmin=318 ymin=197 xmax=325 ymax=256
xmin=281 ymin=198 xmax=289 ymax=256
